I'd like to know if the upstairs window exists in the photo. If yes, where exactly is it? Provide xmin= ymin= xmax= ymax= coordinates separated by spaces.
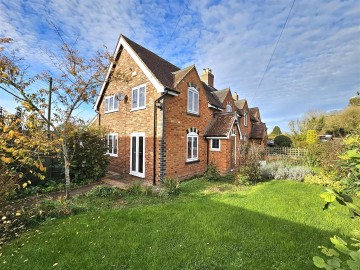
xmin=186 ymin=132 xmax=198 ymax=162
xmin=211 ymin=139 xmax=220 ymax=151
xmin=187 ymin=87 xmax=199 ymax=114
xmin=104 ymin=95 xmax=118 ymax=113
xmin=132 ymin=84 xmax=146 ymax=110
xmin=105 ymin=133 xmax=118 ymax=157
xmin=226 ymin=102 xmax=232 ymax=112
xmin=244 ymin=112 xmax=248 ymax=126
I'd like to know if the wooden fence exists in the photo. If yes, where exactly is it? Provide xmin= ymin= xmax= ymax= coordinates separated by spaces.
xmin=265 ymin=147 xmax=308 ymax=157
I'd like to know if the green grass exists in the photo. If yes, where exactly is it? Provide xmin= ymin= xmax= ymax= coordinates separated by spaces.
xmin=1 ymin=179 xmax=358 ymax=269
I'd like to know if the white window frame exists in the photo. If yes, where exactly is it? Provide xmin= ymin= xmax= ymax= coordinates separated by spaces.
xmin=104 ymin=95 xmax=118 ymax=113
xmin=186 ymin=132 xmax=198 ymax=162
xmin=131 ymin=84 xmax=146 ymax=111
xmin=244 ymin=112 xmax=248 ymax=126
xmin=105 ymin=133 xmax=118 ymax=157
xmin=226 ymin=103 xmax=232 ymax=112
xmin=130 ymin=132 xmax=145 ymax=178
xmin=187 ymin=87 xmax=199 ymax=114
xmin=210 ymin=139 xmax=221 ymax=151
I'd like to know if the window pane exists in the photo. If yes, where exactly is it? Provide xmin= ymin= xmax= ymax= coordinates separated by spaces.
xmin=132 ymin=89 xmax=138 ymax=109
xmin=105 ymin=99 xmax=109 ymax=112
xmin=131 ymin=137 xmax=136 ymax=171
xmin=212 ymin=139 xmax=219 ymax=149
xmin=114 ymin=98 xmax=118 ymax=110
xmin=109 ymin=135 xmax=113 ymax=154
xmin=139 ymin=87 xmax=145 ymax=108
xmin=109 ymin=97 xmax=113 ymax=111
xmin=187 ymin=137 xmax=192 ymax=159
xmin=226 ymin=104 xmax=232 ymax=112
xmin=138 ymin=136 xmax=143 ymax=173
xmin=114 ymin=135 xmax=118 ymax=155
xmin=188 ymin=91 xmax=193 ymax=112
xmin=194 ymin=92 xmax=199 ymax=113
xmin=193 ymin=137 xmax=198 ymax=159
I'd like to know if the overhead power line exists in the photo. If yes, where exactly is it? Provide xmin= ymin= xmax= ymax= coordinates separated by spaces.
xmin=252 ymin=0 xmax=296 ymax=101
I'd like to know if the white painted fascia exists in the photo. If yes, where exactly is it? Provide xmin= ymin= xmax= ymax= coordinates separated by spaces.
xmin=208 ymin=103 xmax=223 ymax=111
xmin=226 ymin=117 xmax=242 ymax=139
xmin=94 ymin=35 xmax=165 ymax=111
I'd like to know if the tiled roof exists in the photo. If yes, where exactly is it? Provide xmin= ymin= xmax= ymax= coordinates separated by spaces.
xmin=202 ymin=83 xmax=224 ymax=109
xmin=122 ymin=35 xmax=180 ymax=89
xmin=249 ymin=107 xmax=260 ymax=121
xmin=213 ymin=88 xmax=230 ymax=103
xmin=173 ymin=65 xmax=195 ymax=87
xmin=250 ymin=123 xmax=267 ymax=139
xmin=234 ymin=99 xmax=247 ymax=109
xmin=204 ymin=113 xmax=235 ymax=137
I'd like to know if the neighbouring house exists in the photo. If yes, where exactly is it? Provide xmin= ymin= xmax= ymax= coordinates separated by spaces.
xmin=92 ymin=35 xmax=267 ymax=184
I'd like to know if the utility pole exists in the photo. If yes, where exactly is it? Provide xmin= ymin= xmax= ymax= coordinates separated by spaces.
xmin=47 ymin=77 xmax=53 ymax=179
xmin=47 ymin=77 xmax=52 ymax=137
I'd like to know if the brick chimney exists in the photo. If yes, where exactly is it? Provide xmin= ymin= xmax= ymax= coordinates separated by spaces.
xmin=232 ymin=92 xmax=238 ymax=101
xmin=200 ymin=68 xmax=214 ymax=87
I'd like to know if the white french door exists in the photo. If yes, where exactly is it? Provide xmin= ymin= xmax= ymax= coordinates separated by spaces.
xmin=130 ymin=132 xmax=145 ymax=178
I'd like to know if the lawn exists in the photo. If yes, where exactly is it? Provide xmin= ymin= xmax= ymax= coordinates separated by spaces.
xmin=1 ymin=179 xmax=358 ymax=269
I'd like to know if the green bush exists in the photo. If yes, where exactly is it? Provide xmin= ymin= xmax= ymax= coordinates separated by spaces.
xmin=204 ymin=163 xmax=221 ymax=181
xmin=65 ymin=128 xmax=109 ymax=184
xmin=161 ymin=177 xmax=181 ymax=195
xmin=304 ymin=171 xmax=343 ymax=190
xmin=274 ymin=135 xmax=292 ymax=147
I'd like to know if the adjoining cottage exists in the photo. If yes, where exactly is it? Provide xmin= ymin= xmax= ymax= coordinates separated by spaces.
xmin=92 ymin=35 xmax=267 ymax=184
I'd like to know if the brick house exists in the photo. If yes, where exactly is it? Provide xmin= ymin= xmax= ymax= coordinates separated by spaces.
xmin=93 ymin=35 xmax=267 ymax=184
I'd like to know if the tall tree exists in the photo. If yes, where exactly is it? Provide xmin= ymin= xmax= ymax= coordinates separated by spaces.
xmin=270 ymin=126 xmax=282 ymax=137
xmin=0 ymin=36 xmax=109 ymax=197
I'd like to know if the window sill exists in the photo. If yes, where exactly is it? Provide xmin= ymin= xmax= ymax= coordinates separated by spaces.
xmin=187 ymin=112 xmax=200 ymax=117
xmin=185 ymin=159 xmax=200 ymax=164
xmin=106 ymin=153 xmax=118 ymax=157
xmin=210 ymin=149 xmax=221 ymax=152
xmin=104 ymin=110 xmax=119 ymax=114
xmin=131 ymin=107 xmax=146 ymax=112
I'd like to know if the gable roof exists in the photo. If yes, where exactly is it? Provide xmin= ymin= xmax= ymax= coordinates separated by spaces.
xmin=173 ymin=64 xmax=195 ymax=87
xmin=250 ymin=122 xmax=267 ymax=139
xmin=213 ymin=88 xmax=230 ymax=104
xmin=234 ymin=99 xmax=247 ymax=110
xmin=122 ymin=36 xmax=180 ymax=89
xmin=204 ymin=113 xmax=236 ymax=137
xmin=249 ymin=107 xmax=261 ymax=121
xmin=94 ymin=35 xmax=180 ymax=111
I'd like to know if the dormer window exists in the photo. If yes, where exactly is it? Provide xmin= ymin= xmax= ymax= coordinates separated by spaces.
xmin=226 ymin=102 xmax=232 ymax=112
xmin=104 ymin=95 xmax=118 ymax=113
xmin=187 ymin=87 xmax=199 ymax=114
xmin=244 ymin=112 xmax=248 ymax=126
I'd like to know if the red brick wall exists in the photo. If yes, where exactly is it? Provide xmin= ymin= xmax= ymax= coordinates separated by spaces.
xmin=97 ymin=48 xmax=163 ymax=183
xmin=164 ymin=68 xmax=215 ymax=180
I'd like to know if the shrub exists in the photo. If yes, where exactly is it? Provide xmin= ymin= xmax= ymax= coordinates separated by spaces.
xmin=161 ymin=177 xmax=181 ymax=195
xmin=261 ymin=161 xmax=312 ymax=182
xmin=304 ymin=171 xmax=343 ymax=190
xmin=204 ymin=163 xmax=221 ymax=181
xmin=64 ymin=128 xmax=109 ymax=184
xmin=274 ymin=135 xmax=292 ymax=147
xmin=127 ymin=181 xmax=143 ymax=195
xmin=313 ymin=232 xmax=360 ymax=270
xmin=87 ymin=185 xmax=121 ymax=198
xmin=306 ymin=140 xmax=342 ymax=170
xmin=236 ymin=144 xmax=263 ymax=185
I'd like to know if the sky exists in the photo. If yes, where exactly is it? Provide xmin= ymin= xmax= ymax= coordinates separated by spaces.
xmin=0 ymin=0 xmax=359 ymax=132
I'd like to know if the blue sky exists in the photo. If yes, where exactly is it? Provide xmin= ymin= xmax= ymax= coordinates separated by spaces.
xmin=0 ymin=0 xmax=359 ymax=132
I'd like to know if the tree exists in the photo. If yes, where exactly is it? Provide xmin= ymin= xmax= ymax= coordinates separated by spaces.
xmin=0 ymin=107 xmax=53 ymax=203
xmin=0 ymin=35 xmax=109 ymax=197
xmin=274 ymin=135 xmax=292 ymax=147
xmin=270 ymin=126 xmax=282 ymax=138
